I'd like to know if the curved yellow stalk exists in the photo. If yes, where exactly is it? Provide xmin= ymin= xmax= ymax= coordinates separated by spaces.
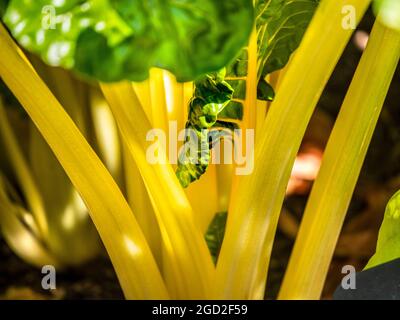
xmin=215 ymin=0 xmax=371 ymax=299
xmin=0 ymin=23 xmax=168 ymax=299
xmin=163 ymin=70 xmax=185 ymax=133
xmin=29 ymin=57 xmax=89 ymax=135
xmin=90 ymin=87 xmax=122 ymax=182
xmin=0 ymin=99 xmax=48 ymax=238
xmin=132 ymin=80 xmax=152 ymax=120
xmin=129 ymin=81 xmax=163 ymax=265
xmin=21 ymin=62 xmax=102 ymax=266
xmin=244 ymin=29 xmax=258 ymax=133
xmin=279 ymin=19 xmax=400 ymax=300
xmin=29 ymin=123 xmax=102 ymax=266
xmin=228 ymin=27 xmax=258 ymax=211
xmin=100 ymin=82 xmax=215 ymax=299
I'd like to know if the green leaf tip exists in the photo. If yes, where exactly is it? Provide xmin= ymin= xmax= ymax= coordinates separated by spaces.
xmin=205 ymin=211 xmax=227 ymax=264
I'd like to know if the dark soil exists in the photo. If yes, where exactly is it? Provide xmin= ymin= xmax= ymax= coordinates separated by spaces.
xmin=0 ymin=239 xmax=123 ymax=299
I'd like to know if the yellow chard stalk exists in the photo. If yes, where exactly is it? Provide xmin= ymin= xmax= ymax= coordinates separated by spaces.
xmin=129 ymin=81 xmax=163 ymax=265
xmin=132 ymin=80 xmax=153 ymax=120
xmin=149 ymin=68 xmax=170 ymax=135
xmin=163 ymin=70 xmax=185 ymax=133
xmin=27 ymin=65 xmax=102 ymax=266
xmin=243 ymin=29 xmax=258 ymax=133
xmin=90 ymin=86 xmax=123 ymax=183
xmin=215 ymin=0 xmax=371 ymax=299
xmin=228 ymin=27 xmax=258 ymax=211
xmin=100 ymin=82 xmax=215 ymax=299
xmin=123 ymin=141 xmax=163 ymax=267
xmin=279 ymin=18 xmax=400 ymax=300
xmin=29 ymin=124 xmax=102 ymax=266
xmin=0 ymin=23 xmax=168 ymax=299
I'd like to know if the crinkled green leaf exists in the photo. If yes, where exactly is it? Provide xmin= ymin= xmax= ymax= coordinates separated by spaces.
xmin=176 ymin=70 xmax=236 ymax=187
xmin=2 ymin=0 xmax=254 ymax=82
xmin=219 ymin=101 xmax=243 ymax=120
xmin=365 ymin=190 xmax=400 ymax=270
xmin=373 ymin=0 xmax=400 ymax=31
xmin=226 ymin=48 xmax=248 ymax=78
xmin=221 ymin=48 xmax=248 ymax=120
xmin=257 ymin=78 xmax=275 ymax=101
xmin=205 ymin=211 xmax=227 ymax=264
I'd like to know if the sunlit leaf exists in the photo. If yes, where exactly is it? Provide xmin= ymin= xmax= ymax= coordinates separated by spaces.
xmin=366 ymin=190 xmax=400 ymax=269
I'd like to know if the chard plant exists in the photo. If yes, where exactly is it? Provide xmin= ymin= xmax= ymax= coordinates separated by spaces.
xmin=0 ymin=0 xmax=399 ymax=300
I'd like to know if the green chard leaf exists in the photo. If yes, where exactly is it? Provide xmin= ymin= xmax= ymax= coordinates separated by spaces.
xmin=365 ymin=190 xmax=400 ymax=270
xmin=2 ymin=0 xmax=254 ymax=82
xmin=205 ymin=211 xmax=227 ymax=264
xmin=177 ymin=0 xmax=319 ymax=187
